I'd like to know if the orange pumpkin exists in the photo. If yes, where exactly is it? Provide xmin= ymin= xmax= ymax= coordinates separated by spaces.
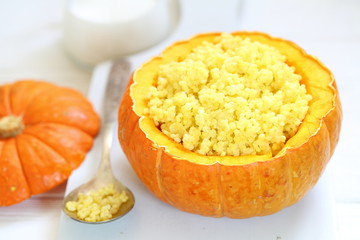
xmin=118 ymin=32 xmax=342 ymax=218
xmin=0 ymin=80 xmax=100 ymax=206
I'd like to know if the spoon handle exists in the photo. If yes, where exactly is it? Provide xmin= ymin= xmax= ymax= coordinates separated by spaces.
xmin=104 ymin=59 xmax=132 ymax=123
xmin=96 ymin=59 xmax=132 ymax=180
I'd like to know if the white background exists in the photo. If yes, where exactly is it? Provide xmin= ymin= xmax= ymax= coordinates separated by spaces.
xmin=0 ymin=0 xmax=359 ymax=239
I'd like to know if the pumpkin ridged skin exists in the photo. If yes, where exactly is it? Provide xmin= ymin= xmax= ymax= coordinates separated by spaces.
xmin=0 ymin=80 xmax=100 ymax=206
xmin=118 ymin=32 xmax=342 ymax=218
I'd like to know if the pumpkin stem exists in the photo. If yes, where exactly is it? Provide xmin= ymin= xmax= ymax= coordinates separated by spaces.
xmin=0 ymin=115 xmax=24 ymax=138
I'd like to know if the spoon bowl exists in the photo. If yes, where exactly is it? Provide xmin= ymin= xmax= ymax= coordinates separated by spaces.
xmin=63 ymin=179 xmax=135 ymax=224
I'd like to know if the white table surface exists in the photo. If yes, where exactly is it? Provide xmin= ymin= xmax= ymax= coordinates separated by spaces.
xmin=1 ymin=0 xmax=359 ymax=239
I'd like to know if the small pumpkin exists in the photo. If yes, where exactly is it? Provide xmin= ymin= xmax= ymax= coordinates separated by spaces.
xmin=118 ymin=32 xmax=342 ymax=218
xmin=0 ymin=80 xmax=100 ymax=206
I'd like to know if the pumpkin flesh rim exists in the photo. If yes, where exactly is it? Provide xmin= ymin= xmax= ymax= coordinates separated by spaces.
xmin=130 ymin=32 xmax=338 ymax=166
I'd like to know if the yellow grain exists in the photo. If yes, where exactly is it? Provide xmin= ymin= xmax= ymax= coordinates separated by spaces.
xmin=65 ymin=184 xmax=128 ymax=222
xmin=147 ymin=33 xmax=312 ymax=156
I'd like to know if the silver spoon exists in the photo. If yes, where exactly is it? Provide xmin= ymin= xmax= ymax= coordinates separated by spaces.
xmin=63 ymin=59 xmax=134 ymax=223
